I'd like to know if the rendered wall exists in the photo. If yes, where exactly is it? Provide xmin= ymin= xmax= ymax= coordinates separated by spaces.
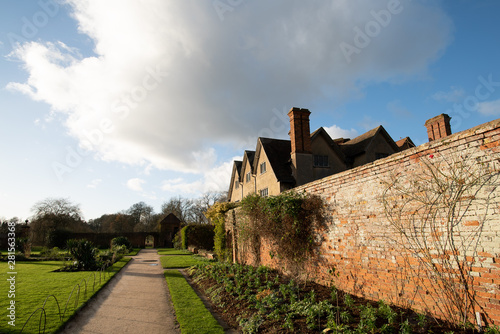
xmin=228 ymin=118 xmax=500 ymax=325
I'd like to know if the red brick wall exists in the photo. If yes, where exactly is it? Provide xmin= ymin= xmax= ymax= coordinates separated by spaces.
xmin=228 ymin=118 xmax=500 ymax=326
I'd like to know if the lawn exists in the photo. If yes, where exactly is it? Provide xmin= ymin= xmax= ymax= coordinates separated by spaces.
xmin=164 ymin=270 xmax=224 ymax=334
xmin=160 ymin=255 xmax=208 ymax=268
xmin=0 ymin=258 xmax=130 ymax=334
xmin=126 ymin=248 xmax=141 ymax=256
xmin=156 ymin=248 xmax=192 ymax=255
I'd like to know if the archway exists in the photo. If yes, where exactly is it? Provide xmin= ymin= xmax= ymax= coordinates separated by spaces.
xmin=145 ymin=235 xmax=155 ymax=248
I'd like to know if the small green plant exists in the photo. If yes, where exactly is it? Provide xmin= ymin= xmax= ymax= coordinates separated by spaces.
xmin=344 ymin=294 xmax=354 ymax=309
xmin=416 ymin=312 xmax=427 ymax=328
xmin=326 ymin=317 xmax=349 ymax=332
xmin=239 ymin=314 xmax=263 ymax=334
xmin=282 ymin=313 xmax=294 ymax=330
xmin=340 ymin=310 xmax=352 ymax=324
xmin=330 ymin=285 xmax=338 ymax=302
xmin=399 ymin=319 xmax=412 ymax=334
xmin=485 ymin=326 xmax=500 ymax=334
xmin=380 ymin=323 xmax=395 ymax=333
xmin=358 ymin=304 xmax=377 ymax=333
xmin=377 ymin=300 xmax=397 ymax=324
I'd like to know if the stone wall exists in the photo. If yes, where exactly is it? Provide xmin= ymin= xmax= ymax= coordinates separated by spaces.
xmin=227 ymin=118 xmax=500 ymax=326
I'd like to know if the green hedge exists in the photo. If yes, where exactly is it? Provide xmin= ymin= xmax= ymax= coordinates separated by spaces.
xmin=180 ymin=224 xmax=215 ymax=251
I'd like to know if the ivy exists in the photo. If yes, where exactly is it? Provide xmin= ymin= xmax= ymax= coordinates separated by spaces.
xmin=240 ymin=191 xmax=324 ymax=274
xmin=205 ymin=201 xmax=238 ymax=261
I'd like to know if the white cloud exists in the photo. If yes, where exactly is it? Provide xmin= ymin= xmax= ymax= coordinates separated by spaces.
xmin=127 ymin=178 xmax=145 ymax=192
xmin=7 ymin=0 xmax=453 ymax=174
xmin=161 ymin=178 xmax=202 ymax=194
xmin=324 ymin=125 xmax=358 ymax=140
xmin=87 ymin=178 xmax=102 ymax=188
xmin=432 ymin=86 xmax=465 ymax=103
xmin=162 ymin=158 xmax=235 ymax=194
xmin=477 ymin=99 xmax=500 ymax=116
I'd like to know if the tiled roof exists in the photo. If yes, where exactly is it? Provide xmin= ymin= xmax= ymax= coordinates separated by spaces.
xmin=339 ymin=125 xmax=399 ymax=157
xmin=234 ymin=160 xmax=242 ymax=175
xmin=395 ymin=137 xmax=416 ymax=151
xmin=339 ymin=126 xmax=380 ymax=157
xmin=257 ymin=138 xmax=295 ymax=184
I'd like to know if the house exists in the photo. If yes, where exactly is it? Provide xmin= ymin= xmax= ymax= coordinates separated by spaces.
xmin=228 ymin=107 xmax=417 ymax=202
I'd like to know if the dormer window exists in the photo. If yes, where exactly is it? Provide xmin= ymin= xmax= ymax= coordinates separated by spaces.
xmin=246 ymin=172 xmax=251 ymax=183
xmin=260 ymin=162 xmax=267 ymax=174
xmin=235 ymin=180 xmax=239 ymax=189
xmin=313 ymin=155 xmax=329 ymax=167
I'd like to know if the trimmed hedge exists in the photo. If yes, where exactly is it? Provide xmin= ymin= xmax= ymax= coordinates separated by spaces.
xmin=180 ymin=224 xmax=215 ymax=251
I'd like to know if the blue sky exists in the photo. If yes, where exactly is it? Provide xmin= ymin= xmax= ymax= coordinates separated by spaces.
xmin=1 ymin=0 xmax=499 ymax=221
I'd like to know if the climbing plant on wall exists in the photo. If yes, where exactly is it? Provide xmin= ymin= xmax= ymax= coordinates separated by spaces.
xmin=382 ymin=152 xmax=500 ymax=326
xmin=205 ymin=201 xmax=238 ymax=261
xmin=239 ymin=191 xmax=325 ymax=277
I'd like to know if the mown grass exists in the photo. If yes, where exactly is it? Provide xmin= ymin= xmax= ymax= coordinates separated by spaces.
xmin=164 ymin=270 xmax=224 ymax=334
xmin=126 ymin=248 xmax=141 ymax=256
xmin=0 ymin=258 xmax=129 ymax=334
xmin=156 ymin=248 xmax=192 ymax=255
xmin=160 ymin=255 xmax=207 ymax=268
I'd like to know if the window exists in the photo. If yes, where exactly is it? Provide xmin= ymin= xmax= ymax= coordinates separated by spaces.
xmin=260 ymin=162 xmax=267 ymax=174
xmin=235 ymin=181 xmax=239 ymax=189
xmin=375 ymin=153 xmax=390 ymax=160
xmin=313 ymin=155 xmax=329 ymax=167
xmin=259 ymin=188 xmax=269 ymax=197
xmin=246 ymin=172 xmax=251 ymax=183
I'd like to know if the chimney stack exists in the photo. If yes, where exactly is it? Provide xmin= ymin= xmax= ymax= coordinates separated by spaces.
xmin=425 ymin=114 xmax=452 ymax=142
xmin=288 ymin=107 xmax=312 ymax=154
xmin=288 ymin=107 xmax=313 ymax=186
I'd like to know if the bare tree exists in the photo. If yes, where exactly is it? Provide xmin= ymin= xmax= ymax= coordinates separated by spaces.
xmin=126 ymin=202 xmax=156 ymax=232
xmin=193 ymin=191 xmax=228 ymax=224
xmin=161 ymin=192 xmax=228 ymax=224
xmin=160 ymin=196 xmax=194 ymax=223
xmin=29 ymin=197 xmax=89 ymax=246
xmin=31 ymin=197 xmax=82 ymax=220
